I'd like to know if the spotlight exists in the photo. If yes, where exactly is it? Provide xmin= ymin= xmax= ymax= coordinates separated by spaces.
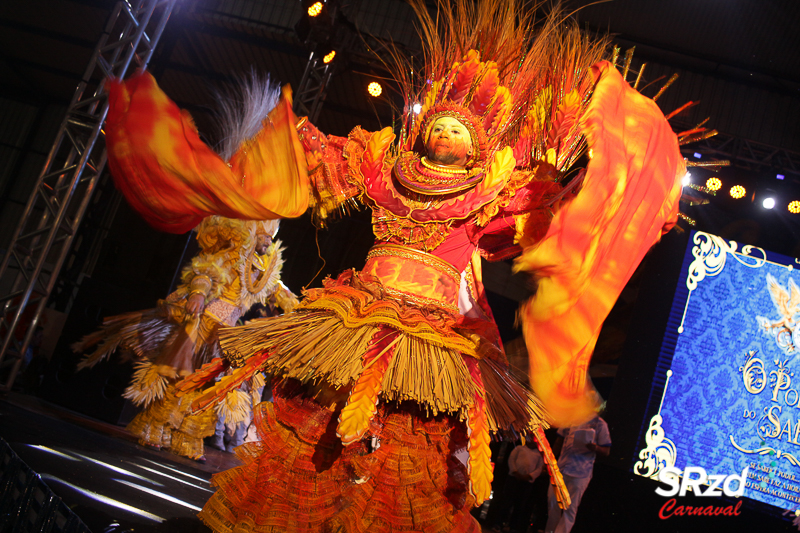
xmin=367 ymin=82 xmax=382 ymax=97
xmin=412 ymin=103 xmax=422 ymax=114
xmin=729 ymin=185 xmax=746 ymax=199
xmin=322 ymin=50 xmax=336 ymax=64
xmin=789 ymin=201 xmax=800 ymax=214
xmin=762 ymin=197 xmax=775 ymax=209
xmin=308 ymin=1 xmax=323 ymax=17
xmin=681 ymin=172 xmax=691 ymax=186
xmin=777 ymin=174 xmax=785 ymax=180
xmin=705 ymin=177 xmax=721 ymax=191
xmin=693 ymin=152 xmax=702 ymax=159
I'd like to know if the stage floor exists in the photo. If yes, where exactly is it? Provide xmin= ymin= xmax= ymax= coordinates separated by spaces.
xmin=4 ymin=392 xmax=794 ymax=533
xmin=0 ymin=392 xmax=240 ymax=532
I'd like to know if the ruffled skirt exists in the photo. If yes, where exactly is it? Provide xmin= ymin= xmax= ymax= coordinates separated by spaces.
xmin=199 ymin=381 xmax=481 ymax=533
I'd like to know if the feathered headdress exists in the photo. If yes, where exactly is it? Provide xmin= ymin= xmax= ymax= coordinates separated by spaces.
xmin=391 ymin=0 xmax=607 ymax=172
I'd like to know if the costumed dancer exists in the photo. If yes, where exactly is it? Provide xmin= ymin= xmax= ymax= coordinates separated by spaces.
xmin=544 ymin=414 xmax=611 ymax=533
xmin=74 ymin=216 xmax=296 ymax=460
xmin=74 ymin=77 xmax=299 ymax=461
xmin=101 ymin=1 xmax=684 ymax=530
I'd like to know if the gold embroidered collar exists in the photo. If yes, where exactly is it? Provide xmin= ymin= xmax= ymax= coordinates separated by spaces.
xmin=394 ymin=152 xmax=484 ymax=196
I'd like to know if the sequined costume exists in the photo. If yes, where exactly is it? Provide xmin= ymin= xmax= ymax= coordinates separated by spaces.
xmin=74 ymin=216 xmax=297 ymax=459
xmin=101 ymin=1 xmax=684 ymax=530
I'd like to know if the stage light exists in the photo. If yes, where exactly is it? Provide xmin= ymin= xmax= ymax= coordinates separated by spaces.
xmin=40 ymin=474 xmax=165 ymax=522
xmin=368 ymin=82 xmax=382 ymax=97
xmin=123 ymin=460 xmax=213 ymax=492
xmin=70 ymin=451 xmax=160 ymax=484
xmin=762 ymin=197 xmax=775 ymax=209
xmin=308 ymin=1 xmax=323 ymax=17
xmin=323 ymin=50 xmax=336 ymax=63
xmin=693 ymin=152 xmax=702 ymax=159
xmin=114 ymin=479 xmax=203 ymax=512
xmin=26 ymin=444 xmax=81 ymax=461
xmin=412 ymin=102 xmax=422 ymax=114
xmin=789 ymin=201 xmax=800 ymax=214
xmin=777 ymin=174 xmax=785 ymax=180
xmin=730 ymin=185 xmax=746 ymax=199
xmin=681 ymin=172 xmax=691 ymax=186
xmin=141 ymin=458 xmax=211 ymax=484
xmin=705 ymin=177 xmax=721 ymax=191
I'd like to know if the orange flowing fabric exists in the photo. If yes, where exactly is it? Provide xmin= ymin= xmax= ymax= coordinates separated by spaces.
xmin=517 ymin=61 xmax=684 ymax=427
xmin=105 ymin=72 xmax=309 ymax=233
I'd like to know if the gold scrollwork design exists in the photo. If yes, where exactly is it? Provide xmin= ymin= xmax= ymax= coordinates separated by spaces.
xmin=729 ymin=435 xmax=800 ymax=467
xmin=634 ymin=414 xmax=678 ymax=479
xmin=686 ymin=232 xmax=766 ymax=291
xmin=687 ymin=232 xmax=728 ymax=291
xmin=735 ymin=244 xmax=767 ymax=267
xmin=739 ymin=350 xmax=767 ymax=395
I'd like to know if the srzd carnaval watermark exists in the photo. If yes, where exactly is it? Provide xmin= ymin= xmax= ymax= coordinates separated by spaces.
xmin=655 ymin=466 xmax=748 ymax=519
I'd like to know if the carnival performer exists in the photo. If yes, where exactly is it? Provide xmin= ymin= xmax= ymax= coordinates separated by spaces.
xmin=545 ymin=414 xmax=611 ymax=533
xmin=100 ymin=1 xmax=684 ymax=529
xmin=74 ymin=75 xmax=299 ymax=460
xmin=73 ymin=216 xmax=296 ymax=460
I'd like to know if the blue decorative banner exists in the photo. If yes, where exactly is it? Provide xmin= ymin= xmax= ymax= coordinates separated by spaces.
xmin=634 ymin=231 xmax=800 ymax=510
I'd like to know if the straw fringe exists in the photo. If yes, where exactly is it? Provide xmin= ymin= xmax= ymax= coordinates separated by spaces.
xmin=73 ymin=309 xmax=173 ymax=369
xmin=217 ymin=280 xmax=548 ymax=436
xmin=123 ymin=360 xmax=174 ymax=407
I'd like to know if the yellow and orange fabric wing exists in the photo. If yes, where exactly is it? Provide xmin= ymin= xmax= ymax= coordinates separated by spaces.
xmin=105 ymin=72 xmax=309 ymax=234
xmin=517 ymin=61 xmax=684 ymax=427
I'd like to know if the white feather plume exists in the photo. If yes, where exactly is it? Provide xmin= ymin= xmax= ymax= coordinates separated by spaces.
xmin=214 ymin=70 xmax=282 ymax=162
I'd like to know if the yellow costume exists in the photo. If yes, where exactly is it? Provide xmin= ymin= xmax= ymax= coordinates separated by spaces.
xmin=74 ymin=216 xmax=297 ymax=459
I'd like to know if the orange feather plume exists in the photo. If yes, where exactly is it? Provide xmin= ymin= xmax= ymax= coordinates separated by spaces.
xmin=188 ymin=351 xmax=270 ymax=413
xmin=467 ymin=63 xmax=499 ymax=117
xmin=483 ymin=86 xmax=511 ymax=137
xmin=337 ymin=330 xmax=400 ymax=445
xmin=174 ymin=357 xmax=228 ymax=396
xmin=546 ymin=89 xmax=582 ymax=163
xmin=448 ymin=50 xmax=482 ymax=104
xmin=466 ymin=394 xmax=493 ymax=505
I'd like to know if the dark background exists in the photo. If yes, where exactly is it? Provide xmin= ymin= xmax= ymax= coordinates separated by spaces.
xmin=2 ymin=1 xmax=800 ymax=531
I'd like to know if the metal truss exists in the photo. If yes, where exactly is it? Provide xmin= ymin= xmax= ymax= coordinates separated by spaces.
xmin=681 ymin=128 xmax=800 ymax=181
xmin=293 ymin=51 xmax=336 ymax=123
xmin=291 ymin=30 xmax=406 ymax=123
xmin=0 ymin=0 xmax=178 ymax=392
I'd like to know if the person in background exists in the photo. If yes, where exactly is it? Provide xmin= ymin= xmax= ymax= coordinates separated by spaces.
xmin=481 ymin=441 xmax=513 ymax=525
xmin=74 ymin=217 xmax=296 ymax=461
xmin=545 ymin=415 xmax=611 ymax=533
xmin=505 ymin=440 xmax=544 ymax=533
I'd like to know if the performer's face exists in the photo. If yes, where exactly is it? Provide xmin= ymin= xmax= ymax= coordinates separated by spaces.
xmin=426 ymin=117 xmax=473 ymax=167
xmin=255 ymin=233 xmax=272 ymax=255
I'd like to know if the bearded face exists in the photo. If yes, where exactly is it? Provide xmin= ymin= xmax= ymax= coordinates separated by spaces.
xmin=255 ymin=233 xmax=272 ymax=255
xmin=425 ymin=116 xmax=473 ymax=167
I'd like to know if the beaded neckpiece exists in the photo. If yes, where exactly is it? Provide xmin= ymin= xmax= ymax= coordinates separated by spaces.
xmin=394 ymin=152 xmax=483 ymax=196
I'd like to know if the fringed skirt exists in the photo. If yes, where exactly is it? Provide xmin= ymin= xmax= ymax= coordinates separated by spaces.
xmin=202 ymin=246 xmax=550 ymax=532
xmin=218 ymin=268 xmax=546 ymax=435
